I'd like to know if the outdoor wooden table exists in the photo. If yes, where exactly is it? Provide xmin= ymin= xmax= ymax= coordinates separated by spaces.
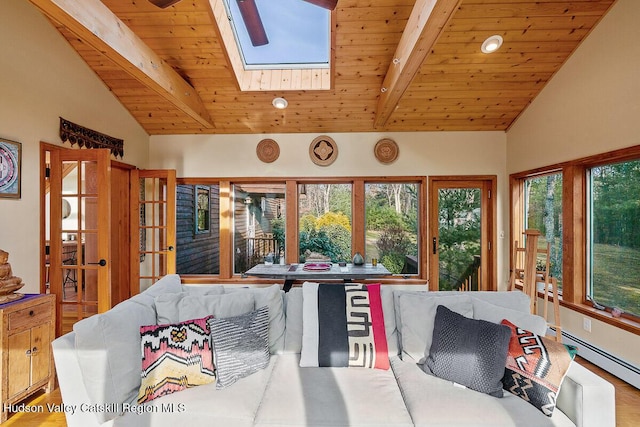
xmin=244 ymin=263 xmax=392 ymax=292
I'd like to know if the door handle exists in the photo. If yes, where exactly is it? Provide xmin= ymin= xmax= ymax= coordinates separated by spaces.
xmin=161 ymin=246 xmax=174 ymax=252
xmin=89 ymin=259 xmax=107 ymax=266
xmin=432 ymin=237 xmax=437 ymax=254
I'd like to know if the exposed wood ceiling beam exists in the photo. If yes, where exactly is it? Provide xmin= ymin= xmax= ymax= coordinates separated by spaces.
xmin=28 ymin=0 xmax=214 ymax=129
xmin=374 ymin=0 xmax=462 ymax=128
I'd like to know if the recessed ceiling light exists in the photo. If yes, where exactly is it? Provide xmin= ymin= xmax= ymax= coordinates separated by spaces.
xmin=481 ymin=35 xmax=503 ymax=54
xmin=272 ymin=97 xmax=288 ymax=109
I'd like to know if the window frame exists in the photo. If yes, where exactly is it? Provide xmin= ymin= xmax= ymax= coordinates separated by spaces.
xmin=510 ymin=145 xmax=640 ymax=335
xmin=178 ymin=176 xmax=428 ymax=284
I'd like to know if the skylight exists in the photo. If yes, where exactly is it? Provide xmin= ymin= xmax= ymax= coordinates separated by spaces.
xmin=224 ymin=0 xmax=331 ymax=69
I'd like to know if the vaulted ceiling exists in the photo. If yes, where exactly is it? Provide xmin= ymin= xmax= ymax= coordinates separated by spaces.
xmin=29 ymin=0 xmax=616 ymax=135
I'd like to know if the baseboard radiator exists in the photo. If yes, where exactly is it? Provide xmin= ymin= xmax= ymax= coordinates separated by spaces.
xmin=551 ymin=328 xmax=640 ymax=389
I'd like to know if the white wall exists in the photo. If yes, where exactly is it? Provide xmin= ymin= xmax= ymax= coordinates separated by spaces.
xmin=150 ymin=131 xmax=510 ymax=286
xmin=507 ymin=0 xmax=640 ymax=365
xmin=0 ymin=0 xmax=150 ymax=293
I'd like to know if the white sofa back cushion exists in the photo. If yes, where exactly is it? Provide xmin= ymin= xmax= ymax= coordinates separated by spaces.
xmin=471 ymin=297 xmax=548 ymax=336
xmin=225 ymin=284 xmax=286 ymax=354
xmin=155 ymin=292 xmax=255 ymax=324
xmin=396 ymin=293 xmax=473 ymax=364
xmin=73 ymin=274 xmax=183 ymax=424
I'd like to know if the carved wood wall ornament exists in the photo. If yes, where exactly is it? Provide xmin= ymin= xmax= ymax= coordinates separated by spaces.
xmin=256 ymin=138 xmax=280 ymax=163
xmin=309 ymin=135 xmax=338 ymax=166
xmin=374 ymin=138 xmax=399 ymax=164
xmin=59 ymin=117 xmax=124 ymax=158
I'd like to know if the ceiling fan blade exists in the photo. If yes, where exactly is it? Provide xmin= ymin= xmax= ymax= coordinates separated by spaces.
xmin=236 ymin=0 xmax=269 ymax=46
xmin=301 ymin=0 xmax=338 ymax=10
xmin=148 ymin=0 xmax=182 ymax=8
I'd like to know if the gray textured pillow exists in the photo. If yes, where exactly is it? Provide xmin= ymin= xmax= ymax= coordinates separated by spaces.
xmin=424 ymin=305 xmax=511 ymax=398
xmin=208 ymin=306 xmax=270 ymax=389
xmin=397 ymin=293 xmax=473 ymax=363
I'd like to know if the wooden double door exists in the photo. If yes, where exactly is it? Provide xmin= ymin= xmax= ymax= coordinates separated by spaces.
xmin=42 ymin=144 xmax=175 ymax=336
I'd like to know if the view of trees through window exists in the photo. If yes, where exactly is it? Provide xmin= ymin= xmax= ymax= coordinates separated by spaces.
xmin=365 ymin=183 xmax=418 ymax=274
xmin=589 ymin=160 xmax=640 ymax=316
xmin=298 ymin=183 xmax=352 ymax=263
xmin=524 ymin=173 xmax=563 ymax=288
xmin=437 ymin=188 xmax=481 ymax=290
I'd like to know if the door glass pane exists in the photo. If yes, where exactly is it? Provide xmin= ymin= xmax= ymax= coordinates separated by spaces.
xmin=233 ymin=183 xmax=286 ymax=274
xmin=298 ymin=183 xmax=352 ymax=263
xmin=59 ymin=159 xmax=100 ymax=332
xmin=437 ymin=188 xmax=481 ymax=290
xmin=365 ymin=183 xmax=419 ymax=274
xmin=61 ymin=161 xmax=78 ymax=195
xmin=176 ymin=184 xmax=220 ymax=274
xmin=138 ymin=176 xmax=172 ymax=290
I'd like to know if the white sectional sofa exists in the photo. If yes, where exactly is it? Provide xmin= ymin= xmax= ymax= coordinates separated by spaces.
xmin=52 ymin=274 xmax=616 ymax=427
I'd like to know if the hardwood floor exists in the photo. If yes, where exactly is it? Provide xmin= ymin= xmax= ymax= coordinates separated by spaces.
xmin=4 ymin=358 xmax=638 ymax=426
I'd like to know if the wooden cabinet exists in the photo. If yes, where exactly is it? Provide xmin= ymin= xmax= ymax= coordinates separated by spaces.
xmin=0 ymin=294 xmax=55 ymax=423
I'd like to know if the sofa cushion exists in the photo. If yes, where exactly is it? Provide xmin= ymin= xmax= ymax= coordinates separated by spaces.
xmin=283 ymin=287 xmax=304 ymax=354
xmin=137 ymin=316 xmax=215 ymax=404
xmin=255 ymin=354 xmax=414 ymax=427
xmin=181 ymin=284 xmax=225 ymax=295
xmin=502 ymin=319 xmax=578 ymax=417
xmin=209 ymin=306 xmax=270 ymax=389
xmin=396 ymin=292 xmax=473 ymax=363
xmin=472 ymin=297 xmax=548 ymax=336
xmin=114 ymin=356 xmax=278 ymax=427
xmin=391 ymin=356 xmax=575 ymax=427
xmin=73 ymin=274 xmax=183 ymax=424
xmin=155 ymin=292 xmax=255 ymax=324
xmin=300 ymin=282 xmax=389 ymax=369
xmin=225 ymin=284 xmax=286 ymax=354
xmin=468 ymin=290 xmax=532 ymax=312
xmin=424 ymin=305 xmax=511 ymax=397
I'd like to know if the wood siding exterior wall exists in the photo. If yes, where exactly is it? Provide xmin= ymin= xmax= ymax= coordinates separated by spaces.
xmin=176 ymin=184 xmax=220 ymax=274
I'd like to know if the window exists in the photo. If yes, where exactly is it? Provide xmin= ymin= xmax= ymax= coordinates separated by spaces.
xmin=233 ymin=183 xmax=286 ymax=273
xmin=224 ymin=0 xmax=330 ymax=68
xmin=298 ymin=183 xmax=352 ymax=263
xmin=524 ymin=173 xmax=563 ymax=289
xmin=511 ymin=144 xmax=640 ymax=331
xmin=588 ymin=159 xmax=640 ymax=316
xmin=175 ymin=176 xmax=427 ymax=281
xmin=365 ymin=183 xmax=419 ymax=274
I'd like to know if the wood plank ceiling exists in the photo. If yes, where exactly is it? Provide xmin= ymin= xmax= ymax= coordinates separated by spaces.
xmin=34 ymin=0 xmax=616 ymax=135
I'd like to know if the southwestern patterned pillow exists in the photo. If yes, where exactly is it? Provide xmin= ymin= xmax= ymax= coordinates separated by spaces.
xmin=501 ymin=319 xmax=578 ymax=416
xmin=137 ymin=316 xmax=215 ymax=404
xmin=300 ymin=282 xmax=389 ymax=370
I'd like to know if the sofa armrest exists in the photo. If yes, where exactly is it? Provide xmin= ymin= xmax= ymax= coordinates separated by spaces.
xmin=52 ymin=332 xmax=104 ymax=427
xmin=555 ymin=361 xmax=616 ymax=427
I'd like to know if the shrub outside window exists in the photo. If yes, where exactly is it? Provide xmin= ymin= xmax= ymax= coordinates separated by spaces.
xmin=298 ymin=183 xmax=352 ymax=263
xmin=365 ymin=183 xmax=419 ymax=274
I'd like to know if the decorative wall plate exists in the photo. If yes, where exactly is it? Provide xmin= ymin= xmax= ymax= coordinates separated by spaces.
xmin=374 ymin=138 xmax=399 ymax=164
xmin=256 ymin=138 xmax=280 ymax=163
xmin=309 ymin=135 xmax=338 ymax=166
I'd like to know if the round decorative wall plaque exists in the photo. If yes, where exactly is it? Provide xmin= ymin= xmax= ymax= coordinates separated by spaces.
xmin=374 ymin=138 xmax=399 ymax=164
xmin=256 ymin=138 xmax=280 ymax=163
xmin=309 ymin=135 xmax=338 ymax=166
